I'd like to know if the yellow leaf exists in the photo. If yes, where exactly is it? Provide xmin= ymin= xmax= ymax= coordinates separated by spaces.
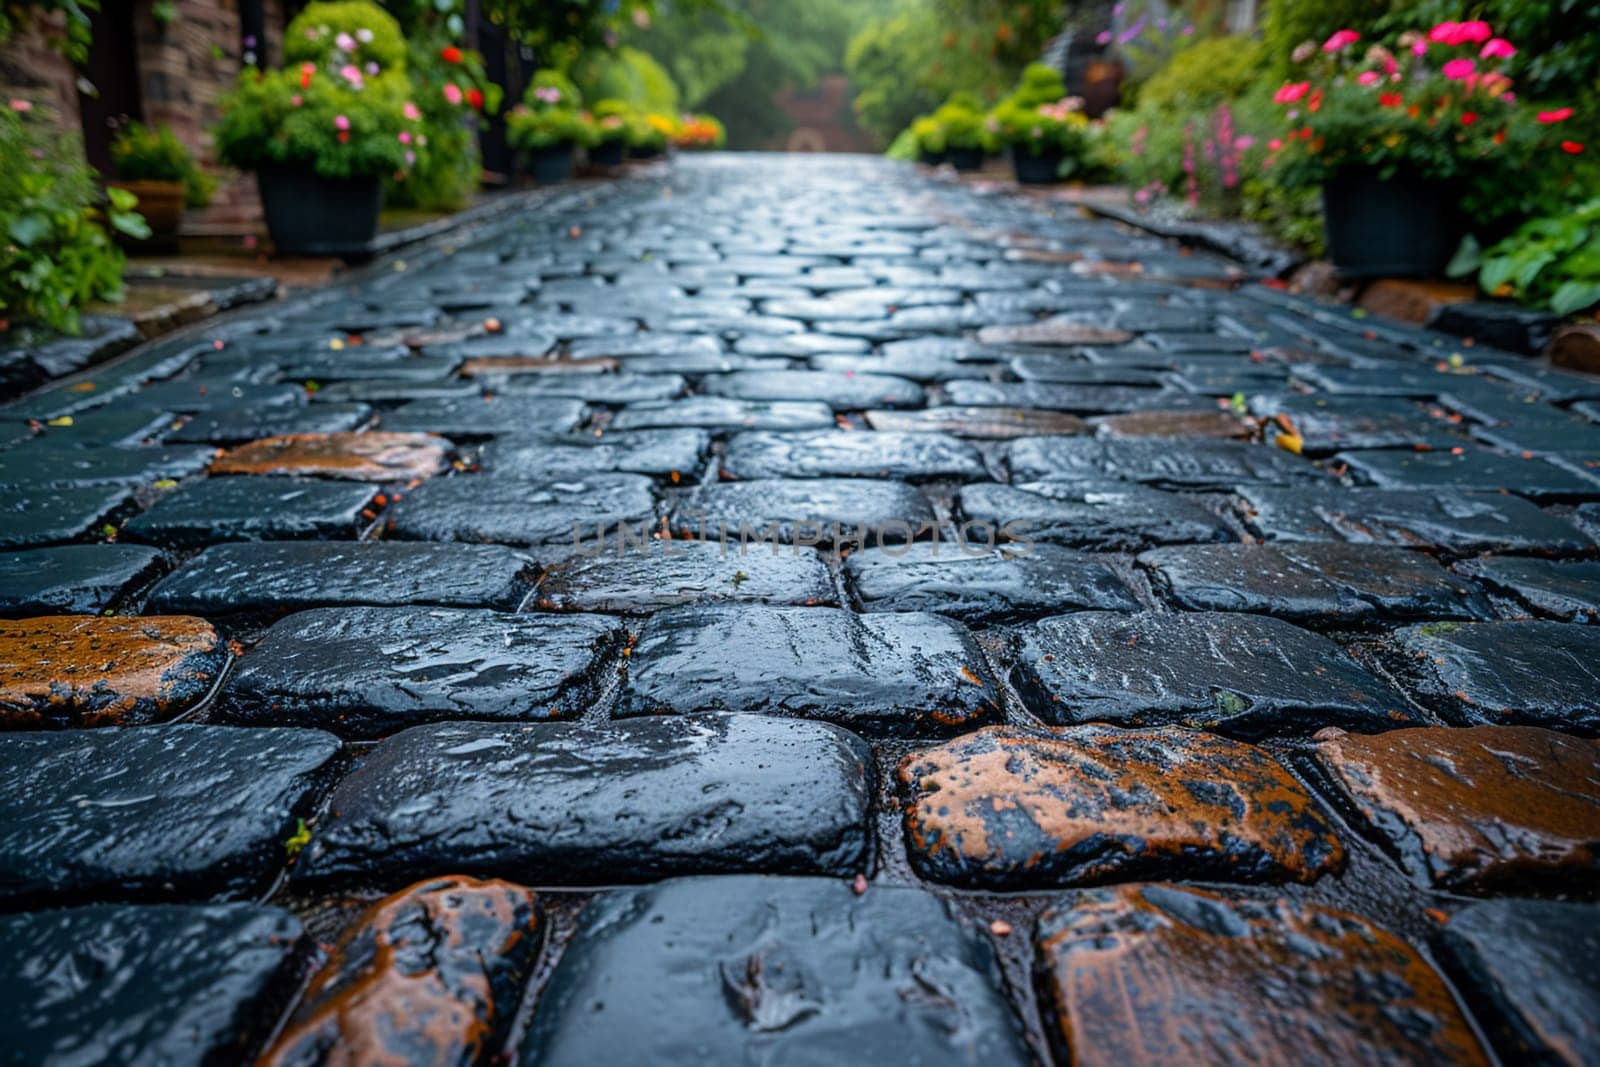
xmin=1276 ymin=432 xmax=1304 ymax=455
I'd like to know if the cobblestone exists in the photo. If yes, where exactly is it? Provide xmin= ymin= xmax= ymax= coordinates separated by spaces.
xmin=1315 ymin=725 xmax=1600 ymax=892
xmin=1036 ymin=885 xmax=1489 ymax=1065
xmin=2 ymin=155 xmax=1596 ymax=1063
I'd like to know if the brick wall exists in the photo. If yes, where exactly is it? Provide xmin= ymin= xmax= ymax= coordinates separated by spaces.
xmin=1 ymin=1 xmax=285 ymax=235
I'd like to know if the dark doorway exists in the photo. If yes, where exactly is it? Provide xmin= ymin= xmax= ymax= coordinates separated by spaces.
xmin=77 ymin=4 xmax=143 ymax=173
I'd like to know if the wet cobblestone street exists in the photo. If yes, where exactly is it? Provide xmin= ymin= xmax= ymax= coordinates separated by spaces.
xmin=2 ymin=155 xmax=1598 ymax=1065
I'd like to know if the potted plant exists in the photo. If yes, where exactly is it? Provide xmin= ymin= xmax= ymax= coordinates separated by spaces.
xmin=1268 ymin=21 xmax=1573 ymax=278
xmin=990 ymin=97 xmax=1096 ymax=184
xmin=506 ymin=69 xmax=595 ymax=184
xmin=671 ymin=113 xmax=725 ymax=150
xmin=589 ymin=100 xmax=632 ymax=167
xmin=214 ymin=1 xmax=423 ymax=257
xmin=934 ymin=94 xmax=994 ymax=171
xmin=911 ymin=115 xmax=946 ymax=165
xmin=629 ymin=113 xmax=675 ymax=160
xmin=106 ymin=122 xmax=215 ymax=247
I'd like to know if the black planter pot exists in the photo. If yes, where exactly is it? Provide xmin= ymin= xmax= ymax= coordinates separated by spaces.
xmin=948 ymin=146 xmax=984 ymax=172
xmin=628 ymin=144 xmax=664 ymax=160
xmin=1012 ymin=145 xmax=1064 ymax=185
xmin=526 ymin=143 xmax=575 ymax=185
xmin=917 ymin=149 xmax=947 ymax=166
xmin=1321 ymin=167 xmax=1463 ymax=278
xmin=590 ymin=139 xmax=626 ymax=167
xmin=257 ymin=165 xmax=381 ymax=258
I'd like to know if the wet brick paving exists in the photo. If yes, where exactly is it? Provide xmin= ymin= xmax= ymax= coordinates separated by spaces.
xmin=2 ymin=155 xmax=1598 ymax=1065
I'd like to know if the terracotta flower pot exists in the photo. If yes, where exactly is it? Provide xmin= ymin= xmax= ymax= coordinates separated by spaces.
xmin=107 ymin=178 xmax=184 ymax=248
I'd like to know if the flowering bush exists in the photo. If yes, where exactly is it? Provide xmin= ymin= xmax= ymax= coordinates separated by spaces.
xmin=283 ymin=1 xmax=407 ymax=71
xmin=672 ymin=114 xmax=726 ymax=150
xmin=1266 ymin=22 xmax=1581 ymax=225
xmin=506 ymin=69 xmax=593 ymax=153
xmin=385 ymin=25 xmax=500 ymax=210
xmin=989 ymin=97 xmax=1089 ymax=152
xmin=215 ymin=1 xmax=425 ymax=181
xmin=592 ymin=100 xmax=642 ymax=147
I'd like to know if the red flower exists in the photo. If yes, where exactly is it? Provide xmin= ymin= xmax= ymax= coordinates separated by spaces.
xmin=1308 ymin=89 xmax=1323 ymax=112
xmin=1537 ymin=107 xmax=1573 ymax=124
xmin=466 ymin=87 xmax=484 ymax=110
xmin=1379 ymin=92 xmax=1404 ymax=108
xmin=1460 ymin=111 xmax=1478 ymax=125
xmin=1493 ymin=130 xmax=1506 ymax=144
xmin=299 ymin=62 xmax=314 ymax=89
xmin=1561 ymin=141 xmax=1585 ymax=154
xmin=440 ymin=45 xmax=463 ymax=64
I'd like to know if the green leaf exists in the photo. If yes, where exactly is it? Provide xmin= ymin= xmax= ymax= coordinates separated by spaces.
xmin=1479 ymin=256 xmax=1522 ymax=294
xmin=1445 ymin=234 xmax=1481 ymax=278
xmin=105 ymin=186 xmax=139 ymax=211
xmin=111 ymin=211 xmax=153 ymax=240
xmin=1512 ymin=251 xmax=1557 ymax=292
xmin=7 ymin=214 xmax=50 ymax=247
xmin=1550 ymin=281 xmax=1600 ymax=316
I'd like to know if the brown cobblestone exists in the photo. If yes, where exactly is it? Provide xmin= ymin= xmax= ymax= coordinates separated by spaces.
xmin=1316 ymin=725 xmax=1600 ymax=892
xmin=0 ymin=615 xmax=227 ymax=727
xmin=1036 ymin=884 xmax=1490 ymax=1067
xmin=210 ymin=432 xmax=449 ymax=482
xmin=259 ymin=876 xmax=540 ymax=1067
xmin=898 ymin=725 xmax=1343 ymax=889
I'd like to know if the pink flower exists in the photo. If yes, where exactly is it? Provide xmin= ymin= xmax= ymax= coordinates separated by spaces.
xmin=442 ymin=83 xmax=463 ymax=105
xmin=8 ymin=98 xmax=32 ymax=111
xmin=1430 ymin=20 xmax=1492 ymax=45
xmin=1412 ymin=39 xmax=1428 ymax=55
xmin=1537 ymin=107 xmax=1573 ymax=124
xmin=340 ymin=64 xmax=364 ymax=88
xmin=336 ymin=32 xmax=356 ymax=52
xmin=1480 ymin=38 xmax=1516 ymax=59
xmin=1233 ymin=135 xmax=1255 ymax=150
xmin=398 ymin=131 xmax=412 ymax=144
xmin=356 ymin=28 xmax=373 ymax=43
xmin=291 ymin=93 xmax=303 ymax=107
xmin=1358 ymin=70 xmax=1381 ymax=85
xmin=1442 ymin=58 xmax=1476 ymax=80
xmin=405 ymin=149 xmax=416 ymax=165
xmin=1268 ymin=138 xmax=1283 ymax=151
xmin=365 ymin=61 xmax=378 ymax=75
xmin=1273 ymin=81 xmax=1310 ymax=104
xmin=403 ymin=101 xmax=421 ymax=121
xmin=333 ymin=114 xmax=350 ymax=131
xmin=1322 ymin=30 xmax=1360 ymax=52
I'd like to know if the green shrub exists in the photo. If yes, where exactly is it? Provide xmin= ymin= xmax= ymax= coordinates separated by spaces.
xmin=1006 ymin=63 xmax=1068 ymax=108
xmin=1135 ymin=36 xmax=1266 ymax=112
xmin=284 ymin=0 xmax=408 ymax=72
xmin=591 ymin=99 xmax=633 ymax=145
xmin=933 ymin=96 xmax=994 ymax=152
xmin=573 ymin=47 xmax=679 ymax=114
xmin=1449 ymin=199 xmax=1600 ymax=314
xmin=1 ymin=104 xmax=146 ymax=334
xmin=506 ymin=105 xmax=596 ymax=151
xmin=109 ymin=122 xmax=215 ymax=208
xmin=910 ymin=115 xmax=945 ymax=155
